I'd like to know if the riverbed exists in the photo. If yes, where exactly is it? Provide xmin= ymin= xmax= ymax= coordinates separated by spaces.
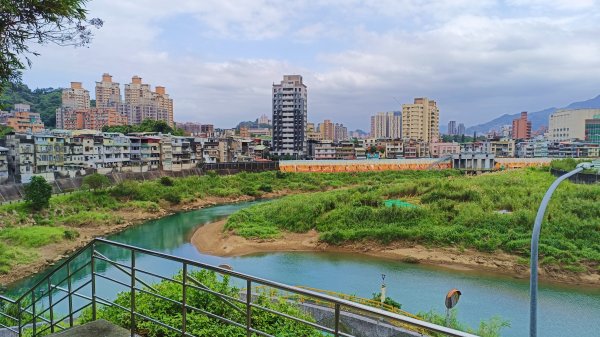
xmin=7 ymin=201 xmax=600 ymax=337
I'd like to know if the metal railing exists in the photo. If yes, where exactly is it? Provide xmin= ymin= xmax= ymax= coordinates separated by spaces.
xmin=0 ymin=238 xmax=478 ymax=337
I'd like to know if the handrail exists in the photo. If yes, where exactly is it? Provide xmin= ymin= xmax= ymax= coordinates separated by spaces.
xmin=0 ymin=237 xmax=479 ymax=337
xmin=14 ymin=241 xmax=94 ymax=303
xmin=93 ymin=238 xmax=477 ymax=337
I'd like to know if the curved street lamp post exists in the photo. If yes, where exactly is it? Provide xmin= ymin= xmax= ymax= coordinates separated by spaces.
xmin=529 ymin=162 xmax=599 ymax=337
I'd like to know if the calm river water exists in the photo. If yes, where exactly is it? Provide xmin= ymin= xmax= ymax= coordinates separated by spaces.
xmin=7 ymin=201 xmax=600 ymax=337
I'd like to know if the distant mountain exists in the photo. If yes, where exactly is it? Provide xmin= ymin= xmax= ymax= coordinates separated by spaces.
xmin=466 ymin=94 xmax=600 ymax=134
xmin=0 ymin=82 xmax=62 ymax=128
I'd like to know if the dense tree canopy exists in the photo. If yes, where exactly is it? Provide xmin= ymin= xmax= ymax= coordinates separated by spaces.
xmin=23 ymin=176 xmax=53 ymax=211
xmin=102 ymin=119 xmax=185 ymax=136
xmin=0 ymin=0 xmax=102 ymax=90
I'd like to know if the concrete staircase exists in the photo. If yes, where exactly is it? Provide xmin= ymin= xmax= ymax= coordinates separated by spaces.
xmin=47 ymin=320 xmax=130 ymax=337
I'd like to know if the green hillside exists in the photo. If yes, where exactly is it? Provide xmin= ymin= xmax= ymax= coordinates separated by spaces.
xmin=0 ymin=82 xmax=62 ymax=128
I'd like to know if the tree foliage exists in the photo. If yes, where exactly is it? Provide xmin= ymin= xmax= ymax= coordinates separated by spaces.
xmin=0 ymin=0 xmax=102 ymax=90
xmin=102 ymin=119 xmax=185 ymax=136
xmin=23 ymin=176 xmax=53 ymax=211
xmin=0 ymin=125 xmax=13 ymax=137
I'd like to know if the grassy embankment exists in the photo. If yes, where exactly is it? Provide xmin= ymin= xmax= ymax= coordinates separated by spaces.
xmin=0 ymin=170 xmax=457 ymax=277
xmin=225 ymin=168 xmax=600 ymax=273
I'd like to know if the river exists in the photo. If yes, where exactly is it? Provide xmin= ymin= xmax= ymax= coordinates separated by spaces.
xmin=7 ymin=201 xmax=600 ymax=337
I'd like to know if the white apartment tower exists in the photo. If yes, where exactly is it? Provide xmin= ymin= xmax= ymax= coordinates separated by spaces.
xmin=402 ymin=97 xmax=440 ymax=142
xmin=370 ymin=112 xmax=402 ymax=139
xmin=271 ymin=75 xmax=307 ymax=158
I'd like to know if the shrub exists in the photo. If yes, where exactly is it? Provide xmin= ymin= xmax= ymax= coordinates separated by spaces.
xmin=63 ymin=229 xmax=79 ymax=240
xmin=82 ymin=173 xmax=111 ymax=190
xmin=258 ymin=184 xmax=273 ymax=193
xmin=163 ymin=191 xmax=182 ymax=204
xmin=241 ymin=186 xmax=260 ymax=197
xmin=24 ymin=176 xmax=52 ymax=211
xmin=160 ymin=176 xmax=174 ymax=186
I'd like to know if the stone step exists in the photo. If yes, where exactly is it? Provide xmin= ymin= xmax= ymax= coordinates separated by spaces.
xmin=48 ymin=320 xmax=130 ymax=337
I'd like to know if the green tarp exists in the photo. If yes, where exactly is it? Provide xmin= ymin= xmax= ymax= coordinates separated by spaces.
xmin=384 ymin=200 xmax=417 ymax=208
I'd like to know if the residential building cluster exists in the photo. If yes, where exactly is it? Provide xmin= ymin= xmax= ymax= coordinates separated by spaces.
xmin=56 ymin=73 xmax=174 ymax=131
xmin=0 ymin=128 xmax=271 ymax=184
xmin=0 ymin=104 xmax=45 ymax=134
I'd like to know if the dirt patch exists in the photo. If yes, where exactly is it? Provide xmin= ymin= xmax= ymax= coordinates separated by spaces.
xmin=192 ymin=220 xmax=323 ymax=256
xmin=192 ymin=220 xmax=600 ymax=287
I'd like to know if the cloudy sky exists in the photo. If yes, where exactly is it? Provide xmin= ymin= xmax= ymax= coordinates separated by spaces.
xmin=23 ymin=0 xmax=600 ymax=130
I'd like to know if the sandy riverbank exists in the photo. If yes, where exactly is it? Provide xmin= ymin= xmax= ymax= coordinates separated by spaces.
xmin=192 ymin=220 xmax=600 ymax=286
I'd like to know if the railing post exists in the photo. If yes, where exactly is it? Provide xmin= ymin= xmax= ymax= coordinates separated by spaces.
xmin=32 ymin=291 xmax=36 ymax=337
xmin=130 ymin=250 xmax=136 ymax=337
xmin=47 ymin=278 xmax=54 ymax=333
xmin=182 ymin=263 xmax=187 ymax=337
xmin=67 ymin=262 xmax=74 ymax=327
xmin=91 ymin=243 xmax=97 ymax=321
xmin=246 ymin=280 xmax=251 ymax=337
xmin=334 ymin=303 xmax=340 ymax=337
xmin=17 ymin=299 xmax=22 ymax=337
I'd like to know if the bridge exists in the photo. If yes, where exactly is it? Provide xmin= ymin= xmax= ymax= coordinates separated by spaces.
xmin=0 ymin=238 xmax=477 ymax=337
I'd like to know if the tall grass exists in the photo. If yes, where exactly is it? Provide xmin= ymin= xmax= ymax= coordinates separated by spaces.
xmin=0 ymin=170 xmax=458 ymax=276
xmin=226 ymin=168 xmax=600 ymax=272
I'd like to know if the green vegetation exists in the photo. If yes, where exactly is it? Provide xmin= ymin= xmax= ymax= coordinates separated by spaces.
xmin=0 ymin=125 xmax=13 ymax=137
xmin=1 ymin=170 xmax=454 ymax=276
xmin=0 ymin=82 xmax=62 ymax=126
xmin=418 ymin=309 xmax=509 ymax=337
xmin=23 ymin=176 xmax=53 ymax=211
xmin=2 ymin=167 xmax=597 ymax=278
xmin=550 ymin=158 xmax=585 ymax=172
xmin=82 ymin=173 xmax=111 ymax=190
xmin=80 ymin=269 xmax=322 ymax=337
xmin=102 ymin=119 xmax=185 ymax=136
xmin=226 ymin=168 xmax=600 ymax=272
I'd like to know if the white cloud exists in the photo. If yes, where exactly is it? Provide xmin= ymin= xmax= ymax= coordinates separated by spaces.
xmin=19 ymin=0 xmax=600 ymax=130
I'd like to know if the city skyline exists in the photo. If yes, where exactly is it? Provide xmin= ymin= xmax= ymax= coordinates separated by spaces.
xmin=18 ymin=0 xmax=600 ymax=130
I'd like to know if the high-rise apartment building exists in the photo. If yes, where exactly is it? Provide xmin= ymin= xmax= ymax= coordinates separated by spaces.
xmin=457 ymin=123 xmax=465 ymax=136
xmin=95 ymin=73 xmax=122 ymax=107
xmin=57 ymin=82 xmax=91 ymax=129
xmin=57 ymin=74 xmax=174 ymax=130
xmin=271 ymin=75 xmax=307 ymax=158
xmin=121 ymin=76 xmax=174 ymax=127
xmin=401 ymin=98 xmax=439 ymax=142
xmin=61 ymin=82 xmax=90 ymax=109
xmin=370 ymin=111 xmax=402 ymax=139
xmin=512 ymin=112 xmax=531 ymax=140
xmin=258 ymin=114 xmax=271 ymax=125
xmin=334 ymin=123 xmax=348 ymax=142
xmin=319 ymin=119 xmax=334 ymax=141
xmin=447 ymin=121 xmax=457 ymax=135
